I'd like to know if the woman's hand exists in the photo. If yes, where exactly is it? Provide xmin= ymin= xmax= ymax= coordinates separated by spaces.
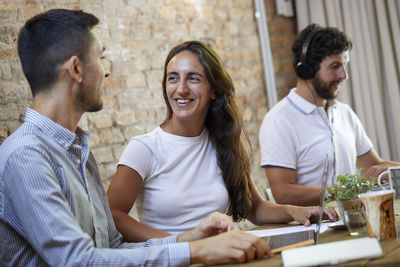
xmin=178 ymin=212 xmax=234 ymax=242
xmin=287 ymin=205 xmax=339 ymax=226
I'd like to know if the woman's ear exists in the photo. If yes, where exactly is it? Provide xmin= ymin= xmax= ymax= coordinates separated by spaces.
xmin=210 ymin=90 xmax=217 ymax=100
xmin=65 ymin=56 xmax=83 ymax=83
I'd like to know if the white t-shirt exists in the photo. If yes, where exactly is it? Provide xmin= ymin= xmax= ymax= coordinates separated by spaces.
xmin=259 ymin=88 xmax=373 ymax=186
xmin=118 ymin=127 xmax=229 ymax=234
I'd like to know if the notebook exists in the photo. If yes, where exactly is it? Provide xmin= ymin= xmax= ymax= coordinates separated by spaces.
xmin=254 ymin=155 xmax=331 ymax=252
xmin=281 ymin=237 xmax=382 ymax=267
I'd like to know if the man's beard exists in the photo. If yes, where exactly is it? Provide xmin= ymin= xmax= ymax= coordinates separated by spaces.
xmin=76 ymin=85 xmax=103 ymax=113
xmin=312 ymin=74 xmax=342 ymax=100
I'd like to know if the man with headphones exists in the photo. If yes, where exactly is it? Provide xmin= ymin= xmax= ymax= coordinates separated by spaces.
xmin=259 ymin=24 xmax=399 ymax=206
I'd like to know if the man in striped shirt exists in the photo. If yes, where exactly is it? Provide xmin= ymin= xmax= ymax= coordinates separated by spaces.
xmin=0 ymin=9 xmax=271 ymax=266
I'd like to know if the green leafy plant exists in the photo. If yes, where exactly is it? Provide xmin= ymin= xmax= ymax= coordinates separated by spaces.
xmin=325 ymin=171 xmax=379 ymax=203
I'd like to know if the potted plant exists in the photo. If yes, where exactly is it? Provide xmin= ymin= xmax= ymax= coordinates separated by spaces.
xmin=325 ymin=171 xmax=379 ymax=219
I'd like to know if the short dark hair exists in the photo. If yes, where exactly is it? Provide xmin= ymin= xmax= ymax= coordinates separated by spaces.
xmin=17 ymin=9 xmax=99 ymax=96
xmin=292 ymin=24 xmax=352 ymax=77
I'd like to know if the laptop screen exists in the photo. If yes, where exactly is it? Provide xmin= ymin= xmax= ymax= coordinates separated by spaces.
xmin=314 ymin=154 xmax=330 ymax=244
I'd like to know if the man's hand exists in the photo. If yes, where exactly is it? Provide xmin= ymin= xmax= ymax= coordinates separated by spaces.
xmin=189 ymin=230 xmax=273 ymax=265
xmin=287 ymin=205 xmax=339 ymax=226
xmin=364 ymin=164 xmax=391 ymax=182
xmin=178 ymin=212 xmax=234 ymax=242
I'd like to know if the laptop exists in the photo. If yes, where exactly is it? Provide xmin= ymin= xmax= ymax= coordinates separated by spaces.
xmin=257 ymin=155 xmax=331 ymax=252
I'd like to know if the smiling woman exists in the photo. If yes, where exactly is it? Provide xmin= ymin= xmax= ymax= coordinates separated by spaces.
xmin=106 ymin=41 xmax=253 ymax=241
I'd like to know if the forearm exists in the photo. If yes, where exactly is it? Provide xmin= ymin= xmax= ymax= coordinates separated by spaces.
xmin=112 ymin=210 xmax=171 ymax=242
xmin=271 ymin=184 xmax=322 ymax=206
xmin=248 ymin=201 xmax=297 ymax=225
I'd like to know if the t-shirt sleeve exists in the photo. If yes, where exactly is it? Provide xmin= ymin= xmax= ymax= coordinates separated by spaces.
xmin=259 ymin=113 xmax=297 ymax=170
xmin=118 ymin=138 xmax=153 ymax=180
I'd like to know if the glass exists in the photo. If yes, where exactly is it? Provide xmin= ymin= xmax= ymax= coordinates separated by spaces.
xmin=359 ymin=190 xmax=396 ymax=240
xmin=343 ymin=209 xmax=368 ymax=236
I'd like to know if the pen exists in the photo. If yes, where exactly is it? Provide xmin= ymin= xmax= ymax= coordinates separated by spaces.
xmin=271 ymin=239 xmax=315 ymax=254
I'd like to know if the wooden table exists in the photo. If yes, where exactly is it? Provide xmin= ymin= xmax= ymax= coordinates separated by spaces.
xmin=208 ymin=200 xmax=400 ymax=266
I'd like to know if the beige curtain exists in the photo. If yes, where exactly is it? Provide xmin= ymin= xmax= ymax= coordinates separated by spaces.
xmin=294 ymin=0 xmax=400 ymax=161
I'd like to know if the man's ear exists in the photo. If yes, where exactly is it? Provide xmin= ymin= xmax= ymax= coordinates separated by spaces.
xmin=65 ymin=56 xmax=83 ymax=83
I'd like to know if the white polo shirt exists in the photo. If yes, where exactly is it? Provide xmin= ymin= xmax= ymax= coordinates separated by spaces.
xmin=259 ymin=88 xmax=373 ymax=186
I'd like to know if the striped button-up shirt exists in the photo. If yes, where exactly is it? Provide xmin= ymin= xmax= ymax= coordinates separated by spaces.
xmin=0 ymin=108 xmax=189 ymax=266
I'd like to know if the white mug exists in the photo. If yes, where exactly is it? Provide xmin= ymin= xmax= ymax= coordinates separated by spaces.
xmin=377 ymin=166 xmax=400 ymax=198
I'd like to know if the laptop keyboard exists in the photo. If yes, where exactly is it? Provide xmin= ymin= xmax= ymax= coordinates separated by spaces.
xmin=261 ymin=230 xmax=315 ymax=249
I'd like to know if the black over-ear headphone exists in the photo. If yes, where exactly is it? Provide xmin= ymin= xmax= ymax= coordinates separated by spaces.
xmin=295 ymin=30 xmax=318 ymax=80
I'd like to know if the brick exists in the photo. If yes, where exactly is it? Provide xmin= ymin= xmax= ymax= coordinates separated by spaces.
xmin=223 ymin=22 xmax=240 ymax=35
xmin=0 ymin=85 xmax=4 ymax=105
xmin=126 ymin=72 xmax=146 ymax=88
xmin=102 ymin=95 xmax=116 ymax=109
xmin=10 ymin=59 xmax=26 ymax=81
xmin=138 ymin=5 xmax=159 ymax=21
xmin=135 ymin=108 xmax=158 ymax=123
xmin=0 ymin=124 xmax=8 ymax=143
xmin=279 ymin=61 xmax=295 ymax=75
xmin=132 ymin=55 xmax=149 ymax=71
xmin=257 ymin=105 xmax=268 ymax=121
xmin=110 ymin=59 xmax=134 ymax=77
xmin=22 ymin=5 xmax=45 ymax=22
xmin=148 ymin=54 xmax=164 ymax=70
xmin=152 ymin=23 xmax=188 ymax=40
xmin=130 ymin=23 xmax=151 ymax=40
xmin=214 ymin=9 xmax=228 ymax=21
xmin=112 ymin=144 xmax=126 ymax=160
xmin=92 ymin=147 xmax=114 ymax=164
xmin=78 ymin=114 xmax=89 ymax=131
xmin=117 ymin=90 xmax=140 ymax=109
xmin=122 ymin=124 xmax=146 ymax=140
xmin=117 ymin=6 xmax=138 ymax=20
xmin=0 ymin=81 xmax=24 ymax=101
xmin=0 ymin=24 xmax=19 ymax=44
xmin=0 ymin=103 xmax=18 ymax=120
xmin=242 ymin=107 xmax=253 ymax=122
xmin=187 ymin=22 xmax=208 ymax=39
xmin=0 ymin=7 xmax=19 ymax=24
xmin=89 ymin=111 xmax=113 ymax=129
xmin=0 ymin=61 xmax=12 ymax=80
xmin=146 ymin=70 xmax=163 ymax=90
xmin=99 ymin=127 xmax=125 ymax=145
xmin=88 ymin=131 xmax=101 ymax=147
xmin=17 ymin=100 xmax=30 ymax=117
xmin=159 ymin=6 xmax=177 ymax=21
xmin=0 ymin=48 xmax=13 ymax=60
xmin=116 ymin=110 xmax=136 ymax=126
xmin=122 ymin=40 xmax=144 ymax=55
xmin=103 ymin=76 xmax=124 ymax=92
xmin=98 ymin=162 xmax=118 ymax=183
xmin=175 ymin=5 xmax=199 ymax=21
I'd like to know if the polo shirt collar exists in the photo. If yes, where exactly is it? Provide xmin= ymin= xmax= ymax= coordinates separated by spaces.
xmin=24 ymin=108 xmax=90 ymax=150
xmin=286 ymin=88 xmax=337 ymax=115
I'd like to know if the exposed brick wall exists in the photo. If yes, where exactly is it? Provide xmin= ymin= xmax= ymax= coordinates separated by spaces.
xmin=0 ymin=1 xmax=296 ymax=202
xmin=265 ymin=0 xmax=297 ymax=100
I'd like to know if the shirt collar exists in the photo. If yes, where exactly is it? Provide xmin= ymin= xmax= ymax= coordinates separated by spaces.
xmin=24 ymin=108 xmax=90 ymax=150
xmin=286 ymin=88 xmax=337 ymax=115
